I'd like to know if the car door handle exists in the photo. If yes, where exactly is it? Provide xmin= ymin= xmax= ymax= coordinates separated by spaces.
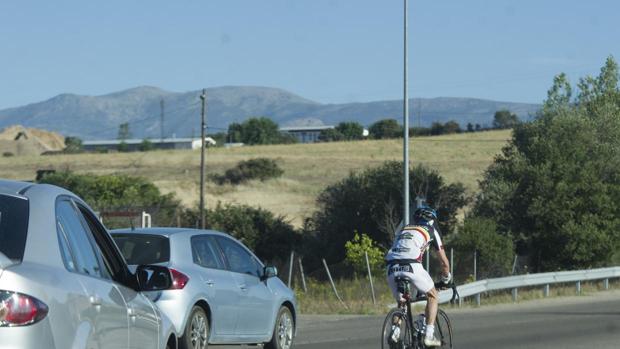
xmin=205 ymin=280 xmax=215 ymax=287
xmin=89 ymin=295 xmax=102 ymax=307
xmin=239 ymin=284 xmax=248 ymax=292
xmin=127 ymin=307 xmax=137 ymax=318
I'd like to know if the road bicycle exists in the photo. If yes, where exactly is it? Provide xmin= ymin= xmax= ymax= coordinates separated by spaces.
xmin=381 ymin=278 xmax=459 ymax=349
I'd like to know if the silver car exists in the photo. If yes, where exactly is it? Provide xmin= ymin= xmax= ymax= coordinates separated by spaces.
xmin=0 ymin=179 xmax=178 ymax=349
xmin=111 ymin=228 xmax=297 ymax=349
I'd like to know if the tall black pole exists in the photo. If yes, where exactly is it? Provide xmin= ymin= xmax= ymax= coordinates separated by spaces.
xmin=199 ymin=89 xmax=207 ymax=229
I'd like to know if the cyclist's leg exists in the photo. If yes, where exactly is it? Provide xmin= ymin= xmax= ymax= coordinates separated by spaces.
xmin=408 ymin=264 xmax=437 ymax=325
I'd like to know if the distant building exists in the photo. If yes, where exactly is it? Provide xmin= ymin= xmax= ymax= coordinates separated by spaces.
xmin=279 ymin=125 xmax=334 ymax=143
xmin=82 ymin=137 xmax=216 ymax=152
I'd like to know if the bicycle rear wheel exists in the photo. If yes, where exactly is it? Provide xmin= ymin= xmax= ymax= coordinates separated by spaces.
xmin=381 ymin=308 xmax=413 ymax=349
xmin=434 ymin=309 xmax=453 ymax=348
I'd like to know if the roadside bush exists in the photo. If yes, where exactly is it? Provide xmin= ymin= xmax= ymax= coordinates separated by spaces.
xmin=344 ymin=233 xmax=385 ymax=275
xmin=450 ymin=217 xmax=514 ymax=281
xmin=38 ymin=171 xmax=180 ymax=228
xmin=2 ymin=152 xmax=14 ymax=157
xmin=214 ymin=158 xmax=284 ymax=185
xmin=182 ymin=203 xmax=301 ymax=265
xmin=307 ymin=161 xmax=468 ymax=264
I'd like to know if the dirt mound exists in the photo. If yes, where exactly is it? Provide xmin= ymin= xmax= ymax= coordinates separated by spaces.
xmin=0 ymin=125 xmax=66 ymax=156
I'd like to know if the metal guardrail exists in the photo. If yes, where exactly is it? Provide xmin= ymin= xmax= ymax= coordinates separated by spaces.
xmin=437 ymin=266 xmax=620 ymax=305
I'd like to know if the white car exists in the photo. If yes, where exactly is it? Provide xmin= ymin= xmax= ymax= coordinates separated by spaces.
xmin=112 ymin=228 xmax=297 ymax=349
xmin=0 ymin=179 xmax=178 ymax=349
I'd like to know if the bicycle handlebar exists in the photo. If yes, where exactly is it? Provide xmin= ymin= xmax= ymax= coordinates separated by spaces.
xmin=434 ymin=281 xmax=460 ymax=304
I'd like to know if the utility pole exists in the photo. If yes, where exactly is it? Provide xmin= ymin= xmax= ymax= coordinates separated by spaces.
xmin=403 ymin=0 xmax=410 ymax=225
xmin=199 ymin=89 xmax=207 ymax=230
xmin=160 ymin=99 xmax=165 ymax=142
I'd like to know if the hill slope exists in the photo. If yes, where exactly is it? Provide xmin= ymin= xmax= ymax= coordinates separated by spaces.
xmin=0 ymin=86 xmax=539 ymax=139
xmin=0 ymin=130 xmax=511 ymax=227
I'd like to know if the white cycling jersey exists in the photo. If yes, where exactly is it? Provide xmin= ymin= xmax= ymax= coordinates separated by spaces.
xmin=385 ymin=220 xmax=444 ymax=262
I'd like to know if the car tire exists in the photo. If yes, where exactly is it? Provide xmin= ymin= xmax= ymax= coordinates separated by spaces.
xmin=180 ymin=306 xmax=209 ymax=349
xmin=265 ymin=306 xmax=294 ymax=349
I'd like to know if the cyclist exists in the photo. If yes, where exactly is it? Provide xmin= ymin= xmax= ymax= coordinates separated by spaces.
xmin=385 ymin=205 xmax=452 ymax=347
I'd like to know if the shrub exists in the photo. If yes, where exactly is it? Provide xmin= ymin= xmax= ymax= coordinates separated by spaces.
xmin=344 ymin=233 xmax=385 ymax=275
xmin=450 ymin=217 xmax=514 ymax=280
xmin=182 ymin=203 xmax=301 ymax=265
xmin=2 ymin=152 xmax=14 ymax=157
xmin=138 ymin=139 xmax=154 ymax=152
xmin=38 ymin=171 xmax=180 ymax=228
xmin=215 ymin=158 xmax=284 ymax=185
xmin=307 ymin=161 xmax=468 ymax=263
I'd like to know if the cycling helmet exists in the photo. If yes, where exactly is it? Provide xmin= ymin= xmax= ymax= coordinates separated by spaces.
xmin=413 ymin=205 xmax=437 ymax=225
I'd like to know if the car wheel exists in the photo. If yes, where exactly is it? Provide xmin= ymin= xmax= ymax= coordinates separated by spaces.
xmin=180 ymin=306 xmax=209 ymax=349
xmin=265 ymin=306 xmax=294 ymax=349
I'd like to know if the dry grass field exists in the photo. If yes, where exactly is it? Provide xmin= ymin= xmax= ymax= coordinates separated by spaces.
xmin=0 ymin=130 xmax=511 ymax=227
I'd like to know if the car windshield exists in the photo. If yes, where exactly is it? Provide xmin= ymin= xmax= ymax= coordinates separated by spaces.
xmin=112 ymin=234 xmax=170 ymax=265
xmin=0 ymin=194 xmax=30 ymax=262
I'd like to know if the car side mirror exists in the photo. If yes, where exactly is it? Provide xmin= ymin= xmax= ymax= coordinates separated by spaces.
xmin=262 ymin=266 xmax=278 ymax=281
xmin=135 ymin=265 xmax=172 ymax=291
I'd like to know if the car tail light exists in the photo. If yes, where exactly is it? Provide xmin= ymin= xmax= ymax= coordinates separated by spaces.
xmin=0 ymin=291 xmax=48 ymax=327
xmin=170 ymin=269 xmax=189 ymax=290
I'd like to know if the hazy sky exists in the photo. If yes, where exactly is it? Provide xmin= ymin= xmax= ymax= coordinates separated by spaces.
xmin=1 ymin=0 xmax=619 ymax=109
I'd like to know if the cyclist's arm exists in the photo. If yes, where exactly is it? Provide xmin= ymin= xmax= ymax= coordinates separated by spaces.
xmin=436 ymin=247 xmax=450 ymax=277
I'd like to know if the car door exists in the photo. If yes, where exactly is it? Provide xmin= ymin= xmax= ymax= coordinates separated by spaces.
xmin=56 ymin=198 xmax=130 ymax=349
xmin=214 ymin=236 xmax=275 ymax=337
xmin=190 ymin=235 xmax=239 ymax=336
xmin=75 ymin=203 xmax=161 ymax=349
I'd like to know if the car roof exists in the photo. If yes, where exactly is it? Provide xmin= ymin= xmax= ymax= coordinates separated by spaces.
xmin=110 ymin=227 xmax=230 ymax=238
xmin=0 ymin=179 xmax=34 ymax=196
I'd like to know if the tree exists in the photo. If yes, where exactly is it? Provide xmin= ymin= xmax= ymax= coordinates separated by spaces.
xmin=335 ymin=122 xmax=364 ymax=140
xmin=64 ymin=136 xmax=83 ymax=153
xmin=308 ymin=161 xmax=468 ymax=263
xmin=118 ymin=122 xmax=131 ymax=140
xmin=138 ymin=139 xmax=154 ymax=152
xmin=474 ymin=57 xmax=620 ymax=271
xmin=430 ymin=122 xmax=445 ymax=135
xmin=451 ymin=217 xmax=514 ymax=280
xmin=240 ymin=117 xmax=281 ymax=145
xmin=369 ymin=119 xmax=403 ymax=139
xmin=318 ymin=128 xmax=344 ymax=142
xmin=492 ymin=110 xmax=520 ymax=129
xmin=443 ymin=121 xmax=462 ymax=134
xmin=466 ymin=123 xmax=474 ymax=132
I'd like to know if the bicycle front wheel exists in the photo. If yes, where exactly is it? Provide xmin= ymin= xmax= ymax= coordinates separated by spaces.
xmin=434 ymin=309 xmax=453 ymax=348
xmin=381 ymin=308 xmax=413 ymax=349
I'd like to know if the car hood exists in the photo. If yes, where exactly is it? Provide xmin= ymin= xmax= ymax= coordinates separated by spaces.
xmin=0 ymin=252 xmax=16 ymax=278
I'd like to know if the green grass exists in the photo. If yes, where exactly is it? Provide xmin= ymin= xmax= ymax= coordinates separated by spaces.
xmin=0 ymin=130 xmax=511 ymax=227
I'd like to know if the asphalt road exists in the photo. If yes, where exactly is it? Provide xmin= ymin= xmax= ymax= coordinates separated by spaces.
xmin=292 ymin=290 xmax=620 ymax=349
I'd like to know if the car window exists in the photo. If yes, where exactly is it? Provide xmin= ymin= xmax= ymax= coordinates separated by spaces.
xmin=112 ymin=234 xmax=170 ymax=265
xmin=215 ymin=236 xmax=261 ymax=277
xmin=191 ymin=235 xmax=225 ymax=269
xmin=76 ymin=204 xmax=129 ymax=283
xmin=0 ymin=194 xmax=29 ymax=262
xmin=56 ymin=199 xmax=107 ymax=278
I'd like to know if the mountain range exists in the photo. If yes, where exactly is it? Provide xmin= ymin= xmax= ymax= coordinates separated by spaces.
xmin=0 ymin=86 xmax=541 ymax=140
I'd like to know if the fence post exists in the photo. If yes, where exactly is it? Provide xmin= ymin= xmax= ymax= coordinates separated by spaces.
xmin=604 ymin=278 xmax=609 ymax=290
xmin=473 ymin=250 xmax=477 ymax=281
xmin=475 ymin=293 xmax=481 ymax=307
xmin=512 ymin=288 xmax=518 ymax=302
xmin=543 ymin=284 xmax=550 ymax=297
xmin=576 ymin=281 xmax=581 ymax=295
xmin=322 ymin=259 xmax=348 ymax=309
xmin=365 ymin=252 xmax=376 ymax=305
xmin=511 ymin=255 xmax=518 ymax=275
xmin=298 ymin=258 xmax=307 ymax=293
xmin=450 ymin=248 xmax=454 ymax=278
xmin=287 ymin=251 xmax=295 ymax=288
